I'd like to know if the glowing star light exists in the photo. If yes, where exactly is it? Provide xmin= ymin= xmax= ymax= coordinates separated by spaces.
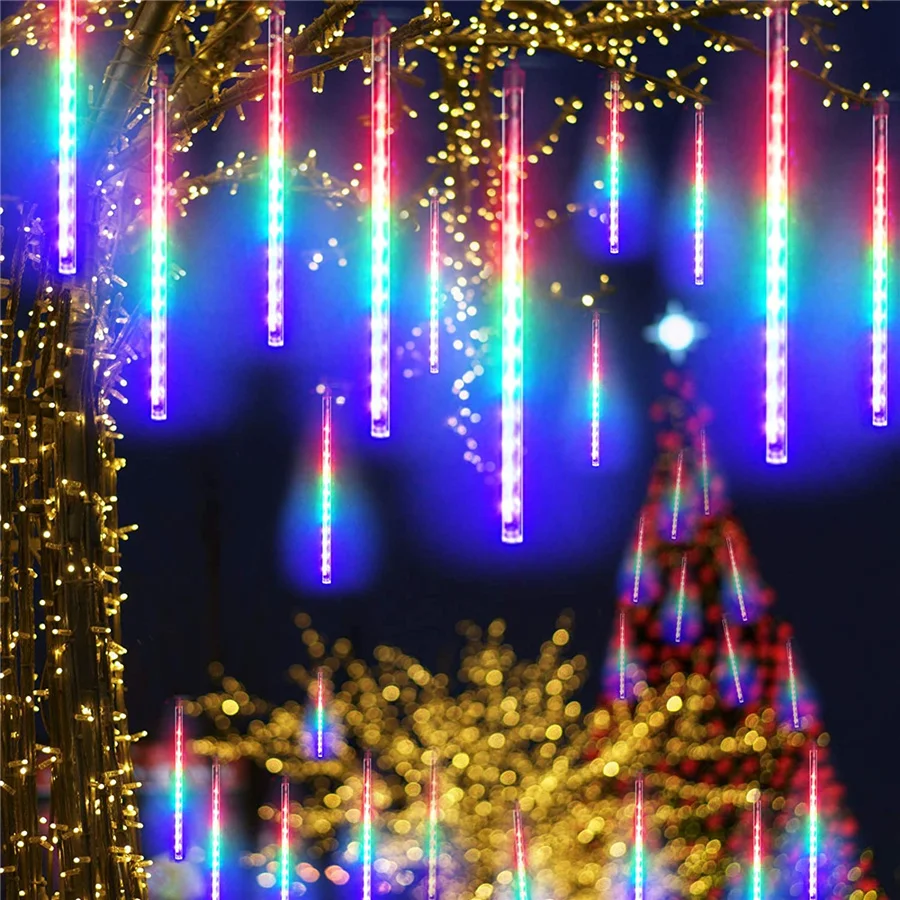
xmin=501 ymin=64 xmax=525 ymax=544
xmin=726 ymin=534 xmax=748 ymax=622
xmin=591 ymin=311 xmax=602 ymax=466
xmin=808 ymin=745 xmax=818 ymax=900
xmin=150 ymin=73 xmax=169 ymax=420
xmin=430 ymin=192 xmax=441 ymax=374
xmin=280 ymin=777 xmax=290 ymax=900
xmin=426 ymin=755 xmax=440 ymax=900
xmin=786 ymin=639 xmax=801 ymax=729
xmin=872 ymin=99 xmax=889 ymax=426
xmin=173 ymin=699 xmax=185 ymax=860
xmin=513 ymin=802 xmax=529 ymax=900
xmin=58 ymin=0 xmax=77 ymax=274
xmin=211 ymin=759 xmax=222 ymax=900
xmin=609 ymin=71 xmax=621 ymax=254
xmin=675 ymin=553 xmax=687 ymax=644
xmin=765 ymin=4 xmax=789 ymax=463
xmin=644 ymin=302 xmax=706 ymax=364
xmin=267 ymin=9 xmax=285 ymax=347
xmin=752 ymin=794 xmax=763 ymax=900
xmin=321 ymin=388 xmax=333 ymax=585
xmin=362 ymin=751 xmax=374 ymax=900
xmin=694 ymin=104 xmax=705 ymax=285
xmin=370 ymin=17 xmax=392 ymax=438
xmin=634 ymin=774 xmax=645 ymax=900
xmin=722 ymin=615 xmax=745 ymax=703
xmin=315 ymin=667 xmax=326 ymax=759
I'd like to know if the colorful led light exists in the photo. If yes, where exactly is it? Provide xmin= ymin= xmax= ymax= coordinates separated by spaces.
xmin=634 ymin=773 xmax=644 ymax=900
xmin=726 ymin=534 xmax=748 ymax=622
xmin=150 ymin=73 xmax=169 ymax=421
xmin=501 ymin=64 xmax=525 ymax=544
xmin=700 ymin=428 xmax=710 ymax=515
xmin=430 ymin=193 xmax=441 ymax=375
xmin=765 ymin=4 xmax=789 ymax=463
xmin=370 ymin=17 xmax=392 ymax=438
xmin=267 ymin=9 xmax=286 ymax=347
xmin=426 ymin=754 xmax=440 ymax=900
xmin=174 ymin=699 xmax=185 ymax=860
xmin=670 ymin=450 xmax=684 ymax=540
xmin=675 ymin=554 xmax=687 ymax=644
xmin=787 ymin=639 xmax=801 ymax=729
xmin=722 ymin=615 xmax=744 ymax=703
xmin=591 ymin=311 xmax=601 ymax=467
xmin=609 ymin=71 xmax=621 ymax=254
xmin=618 ymin=610 xmax=627 ymax=700
xmin=872 ymin=99 xmax=889 ymax=426
xmin=211 ymin=759 xmax=222 ymax=900
xmin=315 ymin=667 xmax=326 ymax=759
xmin=58 ymin=0 xmax=77 ymax=274
xmin=808 ymin=745 xmax=818 ymax=900
xmin=632 ymin=516 xmax=645 ymax=603
xmin=694 ymin=104 xmax=705 ymax=285
xmin=513 ymin=802 xmax=529 ymax=900
xmin=362 ymin=751 xmax=374 ymax=900
xmin=281 ymin=777 xmax=290 ymax=900
xmin=752 ymin=794 xmax=763 ymax=900
xmin=321 ymin=389 xmax=333 ymax=585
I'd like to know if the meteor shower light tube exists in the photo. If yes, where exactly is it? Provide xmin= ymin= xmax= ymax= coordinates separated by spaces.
xmin=267 ymin=9 xmax=286 ymax=347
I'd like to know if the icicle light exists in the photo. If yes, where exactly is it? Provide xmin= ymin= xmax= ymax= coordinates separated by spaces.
xmin=787 ymin=639 xmax=801 ymax=729
xmin=211 ymin=759 xmax=222 ymax=900
xmin=609 ymin=71 xmax=621 ymax=254
xmin=513 ymin=802 xmax=529 ymax=900
xmin=501 ymin=64 xmax=525 ymax=544
xmin=700 ymin=428 xmax=710 ymax=515
xmin=752 ymin=794 xmax=763 ymax=900
xmin=173 ymin=699 xmax=185 ymax=861
xmin=765 ymin=4 xmax=789 ymax=463
xmin=872 ymin=98 xmax=889 ymax=426
xmin=316 ymin=667 xmax=327 ymax=759
xmin=726 ymin=534 xmax=748 ymax=622
xmin=632 ymin=515 xmax=645 ymax=603
xmin=426 ymin=755 xmax=440 ymax=900
xmin=280 ymin=777 xmax=290 ymax=900
xmin=430 ymin=192 xmax=441 ymax=374
xmin=362 ymin=751 xmax=374 ymax=900
xmin=634 ymin=773 xmax=645 ymax=900
xmin=694 ymin=104 xmax=705 ymax=285
xmin=675 ymin=553 xmax=687 ymax=644
xmin=591 ymin=311 xmax=601 ymax=466
xmin=370 ymin=17 xmax=392 ymax=438
xmin=722 ymin=615 xmax=745 ymax=703
xmin=267 ymin=9 xmax=286 ymax=347
xmin=58 ymin=0 xmax=77 ymax=274
xmin=809 ymin=745 xmax=818 ymax=900
xmin=670 ymin=450 xmax=684 ymax=540
xmin=150 ymin=73 xmax=169 ymax=421
xmin=321 ymin=389 xmax=333 ymax=585
xmin=618 ymin=610 xmax=627 ymax=700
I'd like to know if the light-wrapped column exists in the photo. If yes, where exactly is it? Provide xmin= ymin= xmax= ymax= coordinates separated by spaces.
xmin=151 ymin=73 xmax=169 ymax=420
xmin=267 ymin=9 xmax=286 ymax=347
xmin=872 ymin=99 xmax=889 ymax=426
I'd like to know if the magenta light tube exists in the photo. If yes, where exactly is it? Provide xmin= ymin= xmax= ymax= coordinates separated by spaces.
xmin=872 ymin=99 xmax=889 ymax=426
xmin=513 ymin=802 xmax=529 ymax=900
xmin=173 ymin=699 xmax=185 ymax=860
xmin=808 ymin=745 xmax=818 ymax=900
xmin=726 ymin=534 xmax=748 ymax=622
xmin=633 ymin=773 xmax=644 ymax=900
xmin=267 ymin=9 xmax=286 ymax=347
xmin=150 ymin=73 xmax=169 ymax=421
xmin=58 ymin=0 xmax=77 ymax=274
xmin=694 ymin=104 xmax=705 ymax=285
xmin=722 ymin=615 xmax=744 ymax=703
xmin=591 ymin=311 xmax=601 ymax=467
xmin=618 ymin=610 xmax=627 ymax=700
xmin=321 ymin=390 xmax=333 ymax=585
xmin=609 ymin=71 xmax=621 ymax=254
xmin=430 ymin=194 xmax=441 ymax=374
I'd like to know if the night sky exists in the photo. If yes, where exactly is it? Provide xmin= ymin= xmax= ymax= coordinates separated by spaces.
xmin=2 ymin=0 xmax=900 ymax=891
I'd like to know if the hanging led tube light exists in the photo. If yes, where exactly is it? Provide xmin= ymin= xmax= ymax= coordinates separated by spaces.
xmin=633 ymin=773 xmax=645 ymax=900
xmin=591 ymin=312 xmax=601 ymax=466
xmin=211 ymin=759 xmax=222 ymax=900
xmin=362 ymin=751 xmax=374 ymax=900
xmin=765 ymin=4 xmax=789 ymax=463
xmin=315 ymin=667 xmax=327 ymax=759
xmin=675 ymin=554 xmax=687 ymax=644
xmin=722 ymin=615 xmax=745 ymax=703
xmin=513 ymin=802 xmax=529 ymax=900
xmin=726 ymin=534 xmax=748 ymax=622
xmin=872 ymin=98 xmax=889 ymax=426
xmin=808 ymin=745 xmax=818 ymax=900
xmin=58 ymin=0 xmax=77 ymax=274
xmin=173 ymin=699 xmax=185 ymax=860
xmin=618 ymin=610 xmax=627 ymax=700
xmin=280 ymin=777 xmax=291 ymax=900
xmin=609 ymin=71 xmax=621 ymax=254
xmin=430 ymin=192 xmax=441 ymax=374
xmin=670 ymin=450 xmax=684 ymax=540
xmin=267 ymin=8 xmax=286 ymax=347
xmin=631 ymin=516 xmax=645 ymax=603
xmin=150 ymin=73 xmax=169 ymax=421
xmin=694 ymin=104 xmax=705 ymax=285
xmin=786 ymin=639 xmax=801 ymax=729
xmin=426 ymin=755 xmax=440 ymax=900
xmin=752 ymin=794 xmax=763 ymax=900
xmin=321 ymin=389 xmax=333 ymax=585
xmin=700 ymin=428 xmax=710 ymax=515
xmin=501 ymin=64 xmax=525 ymax=544
xmin=370 ymin=17 xmax=392 ymax=438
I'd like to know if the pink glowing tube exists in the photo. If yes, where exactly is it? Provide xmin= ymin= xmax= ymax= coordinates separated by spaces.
xmin=501 ymin=64 xmax=525 ymax=544
xmin=634 ymin=774 xmax=644 ymax=900
xmin=786 ymin=639 xmax=800 ymax=729
xmin=670 ymin=450 xmax=684 ymax=540
xmin=58 ymin=0 xmax=77 ymax=274
xmin=694 ymin=104 xmax=705 ymax=285
xmin=752 ymin=794 xmax=763 ymax=900
xmin=362 ymin=751 xmax=374 ymax=900
xmin=150 ymin=73 xmax=169 ymax=421
xmin=173 ymin=699 xmax=185 ymax=860
xmin=591 ymin=311 xmax=601 ymax=467
xmin=700 ymin=428 xmax=710 ymax=515
xmin=211 ymin=759 xmax=222 ymax=900
xmin=808 ymin=745 xmax=818 ymax=900
xmin=872 ymin=99 xmax=889 ymax=426
xmin=609 ymin=71 xmax=621 ymax=254
xmin=321 ymin=389 xmax=333 ymax=585
xmin=280 ymin=777 xmax=290 ymax=900
xmin=631 ymin=516 xmax=645 ymax=603
xmin=722 ymin=615 xmax=744 ymax=703
xmin=430 ymin=193 xmax=441 ymax=375
xmin=726 ymin=534 xmax=748 ymax=622
xmin=426 ymin=755 xmax=440 ymax=900
xmin=267 ymin=9 xmax=286 ymax=347
xmin=315 ymin=667 xmax=326 ymax=759
xmin=370 ymin=17 xmax=392 ymax=438
xmin=675 ymin=554 xmax=687 ymax=644
xmin=618 ymin=610 xmax=627 ymax=700
xmin=513 ymin=802 xmax=529 ymax=900
xmin=765 ymin=4 xmax=789 ymax=464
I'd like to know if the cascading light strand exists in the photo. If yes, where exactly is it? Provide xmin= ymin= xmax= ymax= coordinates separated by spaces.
xmin=675 ymin=553 xmax=687 ymax=644
xmin=321 ymin=389 xmax=333 ymax=585
xmin=872 ymin=98 xmax=889 ymax=426
xmin=631 ymin=515 xmax=645 ymax=603
xmin=722 ymin=615 xmax=745 ymax=703
xmin=173 ymin=699 xmax=185 ymax=860
xmin=150 ymin=72 xmax=169 ymax=421
xmin=591 ymin=311 xmax=601 ymax=466
xmin=765 ymin=3 xmax=789 ymax=463
xmin=362 ymin=751 xmax=374 ymax=900
xmin=513 ymin=802 xmax=529 ymax=900
xmin=808 ymin=745 xmax=818 ymax=900
xmin=670 ymin=450 xmax=684 ymax=540
xmin=315 ymin=667 xmax=326 ymax=759
xmin=370 ymin=16 xmax=392 ymax=438
xmin=429 ymin=192 xmax=441 ymax=374
xmin=694 ymin=104 xmax=705 ymax=285
xmin=726 ymin=534 xmax=748 ymax=622
xmin=633 ymin=773 xmax=644 ymax=900
xmin=211 ymin=758 xmax=222 ymax=900
xmin=501 ymin=63 xmax=525 ymax=544
xmin=700 ymin=428 xmax=710 ymax=515
xmin=618 ymin=610 xmax=627 ymax=700
xmin=609 ymin=71 xmax=621 ymax=254
xmin=280 ymin=777 xmax=290 ymax=900
xmin=58 ymin=0 xmax=77 ymax=274
xmin=267 ymin=8 xmax=285 ymax=347
xmin=752 ymin=794 xmax=763 ymax=900
xmin=787 ymin=639 xmax=801 ymax=729
xmin=426 ymin=754 xmax=440 ymax=900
